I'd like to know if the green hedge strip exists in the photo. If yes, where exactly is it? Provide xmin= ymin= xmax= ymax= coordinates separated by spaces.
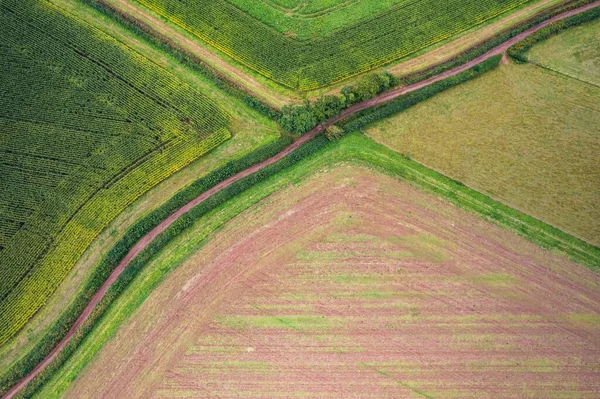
xmin=394 ymin=0 xmax=595 ymax=86
xmin=13 ymin=134 xmax=326 ymax=398
xmin=3 ymin=1 xmax=599 ymax=393
xmin=342 ymin=55 xmax=503 ymax=132
xmin=0 ymin=55 xmax=506 ymax=397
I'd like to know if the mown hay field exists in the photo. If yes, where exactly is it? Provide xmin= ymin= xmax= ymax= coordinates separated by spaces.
xmin=40 ymin=134 xmax=600 ymax=399
xmin=527 ymin=17 xmax=600 ymax=85
xmin=0 ymin=0 xmax=231 ymax=347
xmin=365 ymin=61 xmax=600 ymax=246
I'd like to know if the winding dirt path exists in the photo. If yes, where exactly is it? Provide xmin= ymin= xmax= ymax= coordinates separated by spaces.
xmin=3 ymin=2 xmax=599 ymax=397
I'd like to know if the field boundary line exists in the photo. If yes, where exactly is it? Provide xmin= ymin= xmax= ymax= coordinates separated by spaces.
xmin=2 ymin=3 xmax=599 ymax=397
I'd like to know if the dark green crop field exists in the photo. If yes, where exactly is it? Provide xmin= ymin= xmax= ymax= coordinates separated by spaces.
xmin=0 ymin=0 xmax=231 ymax=346
xmin=136 ymin=0 xmax=535 ymax=89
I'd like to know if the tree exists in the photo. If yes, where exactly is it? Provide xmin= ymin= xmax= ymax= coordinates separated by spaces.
xmin=278 ymin=101 xmax=317 ymax=135
xmin=354 ymin=73 xmax=382 ymax=101
xmin=325 ymin=125 xmax=344 ymax=141
xmin=314 ymin=95 xmax=343 ymax=121
xmin=341 ymin=85 xmax=356 ymax=105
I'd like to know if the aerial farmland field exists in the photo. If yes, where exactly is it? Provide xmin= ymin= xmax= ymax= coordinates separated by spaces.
xmin=0 ymin=0 xmax=232 ymax=348
xmin=118 ymin=0 xmax=540 ymax=89
xmin=365 ymin=61 xmax=600 ymax=245
xmin=37 ymin=134 xmax=600 ymax=398
xmin=1 ymin=0 xmax=599 ymax=398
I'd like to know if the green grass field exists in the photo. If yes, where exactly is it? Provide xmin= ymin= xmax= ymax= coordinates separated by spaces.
xmin=528 ymin=17 xmax=600 ymax=85
xmin=0 ymin=0 xmax=232 ymax=347
xmin=225 ymin=0 xmax=408 ymax=40
xmin=134 ymin=0 xmax=536 ymax=89
xmin=365 ymin=61 xmax=600 ymax=246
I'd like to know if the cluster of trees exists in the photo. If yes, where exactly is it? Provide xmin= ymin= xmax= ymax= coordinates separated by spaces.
xmin=340 ymin=71 xmax=399 ymax=105
xmin=343 ymin=55 xmax=503 ymax=133
xmin=279 ymin=71 xmax=399 ymax=134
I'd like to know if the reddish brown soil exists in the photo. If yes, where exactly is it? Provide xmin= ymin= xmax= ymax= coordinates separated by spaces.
xmin=63 ymin=166 xmax=600 ymax=398
xmin=3 ymin=3 xmax=599 ymax=397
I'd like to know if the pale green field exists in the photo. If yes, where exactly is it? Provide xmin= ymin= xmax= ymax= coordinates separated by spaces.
xmin=528 ymin=18 xmax=600 ymax=86
xmin=366 ymin=62 xmax=600 ymax=246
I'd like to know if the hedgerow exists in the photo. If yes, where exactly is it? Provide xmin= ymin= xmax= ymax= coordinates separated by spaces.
xmin=3 ymin=1 xmax=598 ymax=395
xmin=395 ymin=0 xmax=596 ymax=86
xmin=0 ymin=133 xmax=315 ymax=398
xmin=508 ymin=5 xmax=600 ymax=62
xmin=342 ymin=55 xmax=503 ymax=132
xmin=275 ymin=0 xmax=595 ymax=135
xmin=0 ymin=55 xmax=504 ymax=396
xmin=279 ymin=71 xmax=399 ymax=134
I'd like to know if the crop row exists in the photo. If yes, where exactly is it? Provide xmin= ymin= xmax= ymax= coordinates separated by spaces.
xmin=136 ymin=0 xmax=532 ymax=89
xmin=0 ymin=0 xmax=231 ymax=346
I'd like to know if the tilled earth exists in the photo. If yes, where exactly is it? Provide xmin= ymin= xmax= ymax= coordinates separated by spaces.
xmin=64 ymin=166 xmax=600 ymax=398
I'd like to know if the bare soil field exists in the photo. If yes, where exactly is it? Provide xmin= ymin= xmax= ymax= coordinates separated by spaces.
xmin=59 ymin=165 xmax=600 ymax=399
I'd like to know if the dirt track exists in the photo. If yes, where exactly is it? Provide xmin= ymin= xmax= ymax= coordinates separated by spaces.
xmin=3 ymin=2 xmax=599 ymax=397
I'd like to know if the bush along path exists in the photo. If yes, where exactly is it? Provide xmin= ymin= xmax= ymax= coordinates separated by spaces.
xmin=3 ymin=2 xmax=600 ymax=397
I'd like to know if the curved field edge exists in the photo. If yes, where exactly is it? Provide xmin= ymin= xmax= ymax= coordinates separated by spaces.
xmin=223 ymin=0 xmax=412 ymax=39
xmin=35 ymin=131 xmax=600 ymax=398
xmin=3 ymin=13 xmax=600 ymax=391
xmin=3 ymin=6 xmax=599 ymax=396
xmin=0 ymin=135 xmax=293 ymax=398
xmin=0 ymin=113 xmax=280 ymax=375
xmin=0 ymin=0 xmax=232 ymax=348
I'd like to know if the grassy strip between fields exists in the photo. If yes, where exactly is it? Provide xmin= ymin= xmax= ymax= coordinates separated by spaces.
xmin=4 ymin=54 xmax=600 ymax=397
xmin=77 ymin=0 xmax=281 ymax=119
xmin=394 ymin=0 xmax=596 ymax=86
xmin=31 ymin=133 xmax=600 ymax=398
xmin=0 ymin=136 xmax=293 ymax=397
xmin=77 ymin=0 xmax=594 ymax=111
xmin=508 ymin=4 xmax=600 ymax=61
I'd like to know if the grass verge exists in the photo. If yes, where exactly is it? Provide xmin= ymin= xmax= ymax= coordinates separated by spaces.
xmin=36 ymin=132 xmax=600 ymax=398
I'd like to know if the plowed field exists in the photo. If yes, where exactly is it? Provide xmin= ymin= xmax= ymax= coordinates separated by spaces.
xmin=58 ymin=165 xmax=600 ymax=398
